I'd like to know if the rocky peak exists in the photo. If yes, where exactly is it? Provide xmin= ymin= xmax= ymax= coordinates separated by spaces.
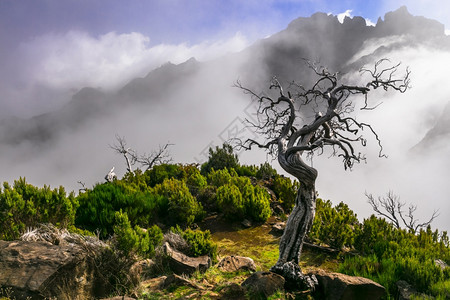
xmin=375 ymin=6 xmax=445 ymax=38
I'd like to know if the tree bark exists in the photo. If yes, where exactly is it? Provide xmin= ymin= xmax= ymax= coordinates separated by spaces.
xmin=270 ymin=138 xmax=318 ymax=290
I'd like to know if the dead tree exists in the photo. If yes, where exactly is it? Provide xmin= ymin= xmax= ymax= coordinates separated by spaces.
xmin=366 ymin=191 xmax=439 ymax=233
xmin=235 ymin=59 xmax=410 ymax=288
xmin=110 ymin=134 xmax=172 ymax=175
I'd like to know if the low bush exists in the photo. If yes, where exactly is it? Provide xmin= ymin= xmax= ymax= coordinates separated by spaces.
xmin=75 ymin=180 xmax=159 ymax=237
xmin=200 ymin=143 xmax=239 ymax=175
xmin=153 ymin=178 xmax=205 ymax=226
xmin=113 ymin=210 xmax=163 ymax=257
xmin=272 ymin=175 xmax=299 ymax=213
xmin=309 ymin=198 xmax=360 ymax=249
xmin=216 ymin=184 xmax=245 ymax=220
xmin=0 ymin=178 xmax=78 ymax=240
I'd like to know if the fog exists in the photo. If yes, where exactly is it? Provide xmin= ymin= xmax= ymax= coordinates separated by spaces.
xmin=316 ymin=39 xmax=450 ymax=232
xmin=1 ymin=7 xmax=450 ymax=233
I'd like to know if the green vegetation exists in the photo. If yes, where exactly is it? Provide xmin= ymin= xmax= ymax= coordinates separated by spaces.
xmin=309 ymin=198 xmax=360 ymax=249
xmin=0 ymin=177 xmax=78 ymax=240
xmin=307 ymin=199 xmax=450 ymax=298
xmin=1 ymin=144 xmax=449 ymax=299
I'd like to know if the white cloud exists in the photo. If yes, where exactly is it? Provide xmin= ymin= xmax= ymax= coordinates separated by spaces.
xmin=365 ymin=18 xmax=376 ymax=27
xmin=19 ymin=30 xmax=249 ymax=92
xmin=337 ymin=9 xmax=353 ymax=23
xmin=0 ymin=30 xmax=249 ymax=118
xmin=446 ymin=29 xmax=450 ymax=36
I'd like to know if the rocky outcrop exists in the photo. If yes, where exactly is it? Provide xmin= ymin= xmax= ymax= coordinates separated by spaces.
xmin=241 ymin=271 xmax=285 ymax=299
xmin=217 ymin=256 xmax=256 ymax=272
xmin=0 ymin=239 xmax=113 ymax=300
xmin=308 ymin=269 xmax=386 ymax=300
xmin=163 ymin=242 xmax=211 ymax=275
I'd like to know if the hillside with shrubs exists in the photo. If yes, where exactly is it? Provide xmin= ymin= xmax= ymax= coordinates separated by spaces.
xmin=0 ymin=144 xmax=449 ymax=299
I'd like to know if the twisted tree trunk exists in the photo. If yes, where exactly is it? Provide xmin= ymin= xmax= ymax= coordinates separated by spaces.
xmin=270 ymin=138 xmax=318 ymax=290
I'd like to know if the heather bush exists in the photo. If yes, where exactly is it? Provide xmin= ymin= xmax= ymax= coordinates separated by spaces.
xmin=216 ymin=184 xmax=245 ymax=220
xmin=75 ymin=180 xmax=159 ymax=237
xmin=113 ymin=210 xmax=163 ymax=257
xmin=0 ymin=178 xmax=78 ymax=240
xmin=201 ymin=143 xmax=239 ymax=175
xmin=272 ymin=175 xmax=299 ymax=213
xmin=153 ymin=178 xmax=204 ymax=226
xmin=309 ymin=198 xmax=360 ymax=249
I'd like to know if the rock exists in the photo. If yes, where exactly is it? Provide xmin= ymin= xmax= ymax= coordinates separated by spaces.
xmin=435 ymin=259 xmax=449 ymax=270
xmin=220 ymin=283 xmax=246 ymax=300
xmin=217 ymin=256 xmax=257 ymax=272
xmin=309 ymin=269 xmax=386 ymax=300
xmin=163 ymin=242 xmax=211 ymax=275
xmin=241 ymin=219 xmax=252 ymax=228
xmin=0 ymin=239 xmax=114 ymax=300
xmin=270 ymin=222 xmax=286 ymax=236
xmin=241 ymin=271 xmax=285 ymax=299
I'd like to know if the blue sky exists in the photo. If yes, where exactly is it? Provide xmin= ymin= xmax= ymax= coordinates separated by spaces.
xmin=1 ymin=0 xmax=449 ymax=47
xmin=0 ymin=0 xmax=449 ymax=117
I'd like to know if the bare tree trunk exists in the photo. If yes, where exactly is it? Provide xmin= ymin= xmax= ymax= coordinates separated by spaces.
xmin=276 ymin=184 xmax=316 ymax=265
xmin=270 ymin=139 xmax=318 ymax=290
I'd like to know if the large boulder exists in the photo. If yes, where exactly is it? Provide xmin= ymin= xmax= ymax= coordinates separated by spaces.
xmin=308 ymin=269 xmax=386 ymax=300
xmin=0 ymin=239 xmax=114 ymax=300
xmin=241 ymin=271 xmax=285 ymax=299
xmin=163 ymin=242 xmax=211 ymax=275
xmin=217 ymin=256 xmax=257 ymax=272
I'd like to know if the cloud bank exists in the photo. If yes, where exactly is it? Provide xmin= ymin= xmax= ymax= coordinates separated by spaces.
xmin=2 ymin=30 xmax=249 ymax=118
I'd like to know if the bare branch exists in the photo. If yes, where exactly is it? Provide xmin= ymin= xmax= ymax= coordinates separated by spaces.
xmin=110 ymin=135 xmax=173 ymax=175
xmin=137 ymin=143 xmax=173 ymax=171
xmin=110 ymin=135 xmax=136 ymax=173
xmin=366 ymin=191 xmax=438 ymax=233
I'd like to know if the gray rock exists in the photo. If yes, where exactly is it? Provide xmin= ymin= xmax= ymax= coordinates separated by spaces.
xmin=163 ymin=242 xmax=211 ymax=275
xmin=309 ymin=269 xmax=386 ymax=300
xmin=217 ymin=256 xmax=257 ymax=272
xmin=241 ymin=271 xmax=285 ymax=298
xmin=435 ymin=259 xmax=449 ymax=270
xmin=0 ymin=239 xmax=114 ymax=300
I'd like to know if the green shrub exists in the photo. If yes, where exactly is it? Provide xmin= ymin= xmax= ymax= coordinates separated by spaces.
xmin=309 ymin=199 xmax=360 ymax=249
xmin=185 ymin=169 xmax=207 ymax=196
xmin=75 ymin=180 xmax=159 ymax=237
xmin=207 ymin=168 xmax=234 ymax=188
xmin=339 ymin=214 xmax=450 ymax=297
xmin=242 ymin=184 xmax=271 ymax=222
xmin=256 ymin=162 xmax=277 ymax=180
xmin=181 ymin=228 xmax=218 ymax=263
xmin=236 ymin=164 xmax=258 ymax=177
xmin=113 ymin=210 xmax=163 ymax=257
xmin=153 ymin=178 xmax=204 ymax=226
xmin=0 ymin=178 xmax=78 ymax=240
xmin=272 ymin=175 xmax=298 ymax=213
xmin=216 ymin=184 xmax=245 ymax=220
xmin=145 ymin=164 xmax=186 ymax=187
xmin=201 ymin=143 xmax=239 ymax=175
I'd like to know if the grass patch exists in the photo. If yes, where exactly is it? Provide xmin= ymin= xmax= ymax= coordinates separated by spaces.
xmin=211 ymin=224 xmax=280 ymax=270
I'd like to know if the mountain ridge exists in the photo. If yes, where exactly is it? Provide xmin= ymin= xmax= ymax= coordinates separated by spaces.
xmin=1 ymin=6 xmax=448 ymax=150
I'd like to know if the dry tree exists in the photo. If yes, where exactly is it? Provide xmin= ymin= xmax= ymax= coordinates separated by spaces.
xmin=234 ymin=59 xmax=410 ymax=288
